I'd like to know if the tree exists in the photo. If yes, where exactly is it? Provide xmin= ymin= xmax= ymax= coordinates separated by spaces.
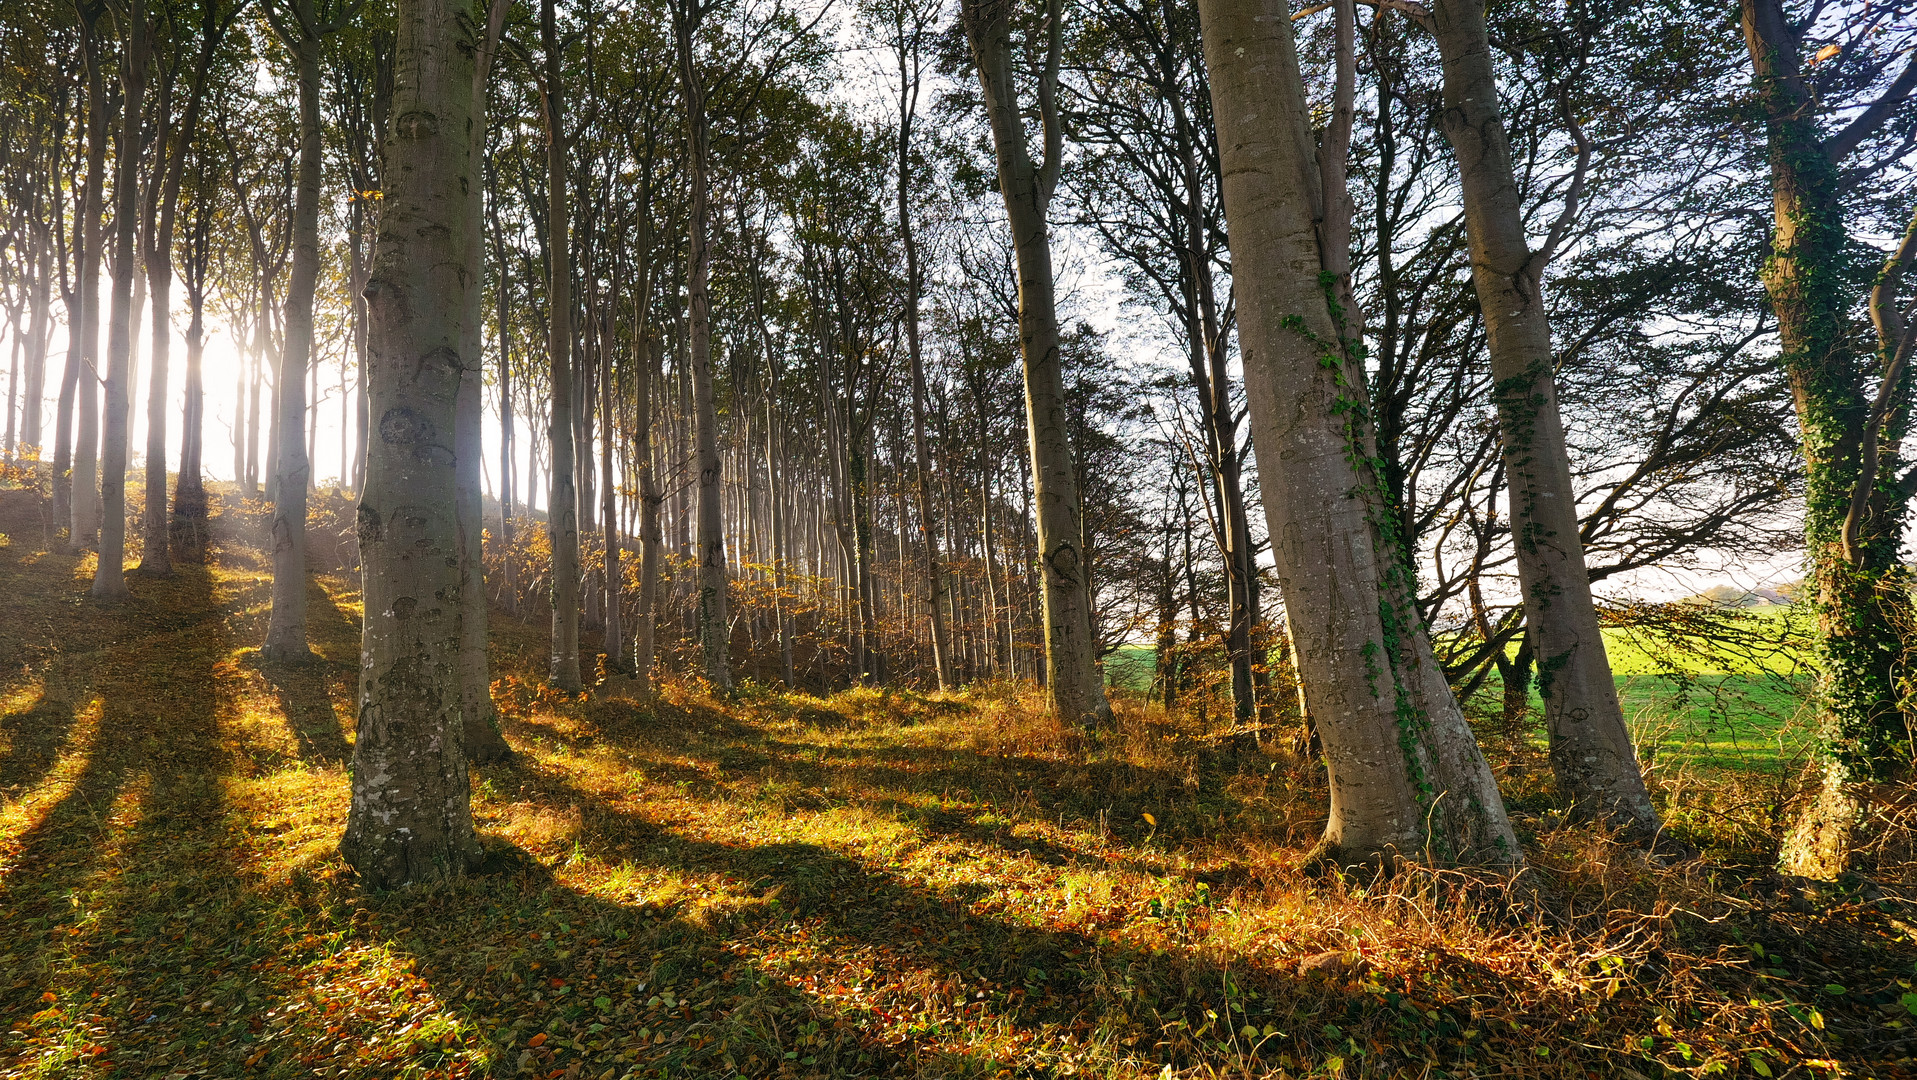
xmin=539 ymin=0 xmax=584 ymax=692
xmin=1739 ymin=0 xmax=1917 ymax=878
xmin=674 ymin=0 xmax=733 ymax=689
xmin=91 ymin=0 xmax=148 ymax=601
xmin=1194 ymin=0 xmax=1518 ymax=866
xmin=959 ymin=0 xmax=1112 ymax=727
xmin=339 ymin=0 xmax=486 ymax=889
xmin=1401 ymin=0 xmax=1662 ymax=839
xmin=260 ymin=0 xmax=356 ymax=659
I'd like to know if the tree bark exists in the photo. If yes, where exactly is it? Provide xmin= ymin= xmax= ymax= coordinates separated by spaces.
xmin=959 ymin=0 xmax=1111 ymax=727
xmin=93 ymin=0 xmax=147 ymax=601
xmin=67 ymin=4 xmax=110 ymax=554
xmin=1741 ymin=0 xmax=1911 ymax=879
xmin=340 ymin=0 xmax=486 ymax=888
xmin=542 ymin=0 xmax=583 ymax=692
xmin=677 ymin=2 xmax=732 ymax=690
xmin=1427 ymin=0 xmax=1659 ymax=839
xmin=261 ymin=3 xmax=325 ymax=661
xmin=1195 ymin=0 xmax=1520 ymax=867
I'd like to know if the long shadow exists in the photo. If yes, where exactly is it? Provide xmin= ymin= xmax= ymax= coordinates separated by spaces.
xmin=0 ymin=563 xmax=244 ymax=1067
xmin=578 ymin=695 xmax=1234 ymax=861
xmin=256 ymin=575 xmax=358 ymax=765
xmin=460 ymin=751 xmax=1507 ymax=1078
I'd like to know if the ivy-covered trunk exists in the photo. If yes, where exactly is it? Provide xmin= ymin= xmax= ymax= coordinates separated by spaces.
xmin=1743 ymin=0 xmax=1911 ymax=879
xmin=1194 ymin=0 xmax=1519 ymax=867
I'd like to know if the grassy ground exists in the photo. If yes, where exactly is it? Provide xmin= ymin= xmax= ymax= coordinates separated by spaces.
xmin=1109 ymin=630 xmax=1817 ymax=775
xmin=3 ymin=487 xmax=1917 ymax=1079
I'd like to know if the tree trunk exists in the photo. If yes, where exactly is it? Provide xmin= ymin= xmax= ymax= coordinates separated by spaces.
xmin=493 ymin=216 xmax=517 ymax=614
xmin=1741 ymin=0 xmax=1911 ymax=879
xmin=678 ymin=6 xmax=732 ymax=690
xmin=959 ymin=0 xmax=1111 ymax=727
xmin=455 ymin=0 xmax=512 ymax=764
xmin=171 ymin=286 xmax=209 ymax=562
xmin=600 ymin=304 xmax=623 ymax=672
xmin=1426 ymin=0 xmax=1659 ymax=839
xmin=890 ymin=20 xmax=951 ymax=690
xmin=542 ymin=0 xmax=583 ymax=692
xmin=340 ymin=0 xmax=486 ymax=888
xmin=21 ymin=235 xmax=49 ymax=456
xmin=1195 ymin=0 xmax=1520 ymax=867
xmin=142 ymin=0 xmax=222 ymax=577
xmin=637 ymin=333 xmax=662 ymax=692
xmin=262 ymin=14 xmax=323 ymax=660
xmin=93 ymin=1 xmax=147 ymax=601
xmin=68 ymin=6 xmax=110 ymax=554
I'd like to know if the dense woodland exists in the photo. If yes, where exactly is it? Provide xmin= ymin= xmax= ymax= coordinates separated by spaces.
xmin=1 ymin=0 xmax=1916 ymax=1074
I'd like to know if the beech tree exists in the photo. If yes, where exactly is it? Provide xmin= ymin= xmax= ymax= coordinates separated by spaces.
xmin=959 ymin=0 xmax=1113 ymax=728
xmin=339 ymin=0 xmax=489 ymax=888
xmin=1196 ymin=0 xmax=1518 ymax=865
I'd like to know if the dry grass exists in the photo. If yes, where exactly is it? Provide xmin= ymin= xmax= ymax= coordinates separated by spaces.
xmin=1 ymin=483 xmax=1914 ymax=1079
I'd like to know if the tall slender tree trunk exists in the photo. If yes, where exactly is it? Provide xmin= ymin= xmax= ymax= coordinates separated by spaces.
xmin=959 ymin=0 xmax=1110 ymax=726
xmin=677 ymin=4 xmax=732 ymax=690
xmin=542 ymin=0 xmax=583 ymax=691
xmin=895 ymin=31 xmax=951 ymax=690
xmin=1425 ymin=0 xmax=1660 ymax=839
xmin=67 ymin=5 xmax=110 ymax=553
xmin=456 ymin=0 xmax=513 ymax=763
xmin=493 ymin=215 xmax=518 ymax=614
xmin=21 ymin=235 xmax=49 ymax=455
xmin=262 ymin=9 xmax=324 ymax=660
xmin=340 ymin=0 xmax=486 ymax=889
xmin=600 ymin=300 xmax=623 ymax=671
xmin=1194 ymin=0 xmax=1519 ymax=867
xmin=171 ymin=280 xmax=209 ymax=562
xmin=142 ymin=0 xmax=221 ymax=576
xmin=93 ymin=0 xmax=147 ymax=601
xmin=637 ymin=332 xmax=663 ymax=692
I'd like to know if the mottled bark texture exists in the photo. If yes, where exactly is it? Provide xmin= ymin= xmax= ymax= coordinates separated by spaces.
xmin=1428 ymin=0 xmax=1660 ymax=839
xmin=339 ymin=0 xmax=485 ymax=888
xmin=1195 ymin=0 xmax=1519 ymax=866
xmin=959 ymin=0 xmax=1111 ymax=727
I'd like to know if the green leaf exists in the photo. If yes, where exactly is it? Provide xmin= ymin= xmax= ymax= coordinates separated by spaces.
xmin=1824 ymin=984 xmax=1847 ymax=996
xmin=1747 ymin=1054 xmax=1773 ymax=1077
xmin=593 ymin=997 xmax=611 ymax=1010
xmin=1900 ymin=991 xmax=1917 ymax=1016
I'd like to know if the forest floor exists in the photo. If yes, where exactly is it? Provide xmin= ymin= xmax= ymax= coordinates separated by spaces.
xmin=3 ymin=484 xmax=1917 ymax=1079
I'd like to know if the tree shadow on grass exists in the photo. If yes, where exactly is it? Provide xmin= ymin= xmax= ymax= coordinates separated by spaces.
xmin=0 ymin=562 xmax=252 ymax=1075
xmin=253 ymin=575 xmax=359 ymax=766
xmin=442 ymin=750 xmax=1518 ymax=1080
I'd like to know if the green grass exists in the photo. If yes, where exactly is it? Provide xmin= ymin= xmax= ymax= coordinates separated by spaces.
xmin=1112 ymin=616 xmax=1818 ymax=776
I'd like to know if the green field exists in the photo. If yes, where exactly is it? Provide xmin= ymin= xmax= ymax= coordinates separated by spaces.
xmin=1106 ymin=614 xmax=1817 ymax=776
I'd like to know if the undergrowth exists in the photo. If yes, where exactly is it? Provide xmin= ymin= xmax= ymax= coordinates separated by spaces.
xmin=1 ymin=485 xmax=1915 ymax=1079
